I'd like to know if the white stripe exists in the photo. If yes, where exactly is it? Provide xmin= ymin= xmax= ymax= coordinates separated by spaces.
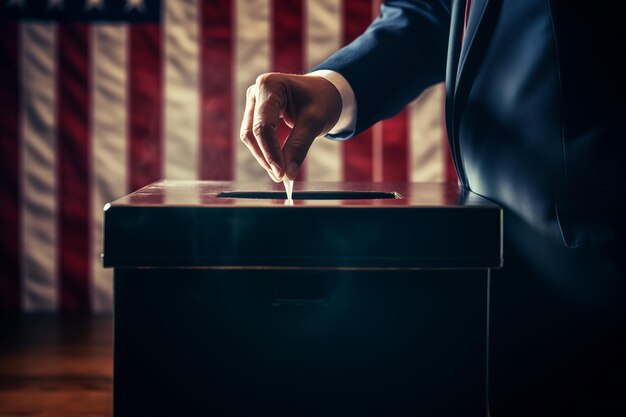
xmin=409 ymin=83 xmax=446 ymax=182
xmin=305 ymin=0 xmax=343 ymax=181
xmin=371 ymin=0 xmax=383 ymax=183
xmin=90 ymin=25 xmax=129 ymax=313
xmin=164 ymin=0 xmax=200 ymax=180
xmin=20 ymin=23 xmax=58 ymax=312
xmin=234 ymin=0 xmax=271 ymax=182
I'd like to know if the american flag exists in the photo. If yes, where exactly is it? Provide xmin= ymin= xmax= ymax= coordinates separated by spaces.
xmin=0 ymin=0 xmax=454 ymax=313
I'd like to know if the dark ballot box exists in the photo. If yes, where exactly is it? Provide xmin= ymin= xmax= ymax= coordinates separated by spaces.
xmin=103 ymin=181 xmax=502 ymax=417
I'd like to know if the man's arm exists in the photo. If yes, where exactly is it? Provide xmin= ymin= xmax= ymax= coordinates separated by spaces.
xmin=313 ymin=0 xmax=451 ymax=137
xmin=240 ymin=0 xmax=451 ymax=181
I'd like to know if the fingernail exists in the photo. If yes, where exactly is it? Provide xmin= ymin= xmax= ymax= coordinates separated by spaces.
xmin=286 ymin=161 xmax=299 ymax=180
xmin=270 ymin=162 xmax=282 ymax=179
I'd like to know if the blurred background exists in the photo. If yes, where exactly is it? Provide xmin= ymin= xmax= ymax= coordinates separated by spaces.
xmin=0 ymin=0 xmax=455 ymax=314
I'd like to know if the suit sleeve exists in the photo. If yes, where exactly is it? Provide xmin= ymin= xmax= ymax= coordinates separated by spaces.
xmin=313 ymin=0 xmax=451 ymax=137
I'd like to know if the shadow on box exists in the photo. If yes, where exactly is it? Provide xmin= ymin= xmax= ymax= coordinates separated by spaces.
xmin=114 ymin=268 xmax=487 ymax=416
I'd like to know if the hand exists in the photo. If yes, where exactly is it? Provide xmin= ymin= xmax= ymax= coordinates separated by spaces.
xmin=240 ymin=73 xmax=342 ymax=182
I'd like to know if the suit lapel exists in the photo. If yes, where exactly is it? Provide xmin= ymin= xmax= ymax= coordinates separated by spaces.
xmin=444 ymin=0 xmax=466 ymax=140
xmin=455 ymin=0 xmax=490 ymax=89
xmin=444 ymin=0 xmax=499 ymax=186
xmin=451 ymin=0 xmax=500 ymax=132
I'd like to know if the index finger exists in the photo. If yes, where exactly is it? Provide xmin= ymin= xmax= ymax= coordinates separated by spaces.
xmin=240 ymin=85 xmax=280 ymax=181
xmin=252 ymin=74 xmax=287 ymax=179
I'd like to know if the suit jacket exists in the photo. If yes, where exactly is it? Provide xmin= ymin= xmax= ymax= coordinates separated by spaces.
xmin=315 ymin=0 xmax=625 ymax=247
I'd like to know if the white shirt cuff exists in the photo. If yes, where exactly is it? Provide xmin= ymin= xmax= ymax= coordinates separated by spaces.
xmin=306 ymin=70 xmax=357 ymax=137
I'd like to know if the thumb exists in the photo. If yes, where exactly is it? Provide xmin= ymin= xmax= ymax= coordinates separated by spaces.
xmin=281 ymin=119 xmax=320 ymax=180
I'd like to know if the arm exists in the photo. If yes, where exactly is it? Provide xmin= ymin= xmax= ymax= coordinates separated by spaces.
xmin=240 ymin=0 xmax=451 ymax=181
xmin=313 ymin=0 xmax=451 ymax=137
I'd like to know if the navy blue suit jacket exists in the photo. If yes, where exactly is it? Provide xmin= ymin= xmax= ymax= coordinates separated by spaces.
xmin=315 ymin=0 xmax=625 ymax=247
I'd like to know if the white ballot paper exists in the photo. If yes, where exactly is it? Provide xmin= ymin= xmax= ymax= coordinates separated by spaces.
xmin=283 ymin=178 xmax=294 ymax=205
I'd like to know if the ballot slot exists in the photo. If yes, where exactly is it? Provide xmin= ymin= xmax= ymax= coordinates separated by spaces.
xmin=216 ymin=191 xmax=402 ymax=200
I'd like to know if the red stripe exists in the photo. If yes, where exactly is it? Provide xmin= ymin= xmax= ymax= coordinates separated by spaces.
xmin=343 ymin=0 xmax=373 ymax=182
xmin=57 ymin=24 xmax=91 ymax=312
xmin=129 ymin=23 xmax=163 ymax=191
xmin=0 ymin=22 xmax=20 ymax=311
xmin=271 ymin=0 xmax=303 ymax=75
xmin=200 ymin=0 xmax=233 ymax=180
xmin=442 ymin=99 xmax=458 ymax=183
xmin=271 ymin=0 xmax=306 ymax=181
xmin=382 ymin=109 xmax=409 ymax=182
xmin=445 ymin=140 xmax=457 ymax=183
xmin=373 ymin=0 xmax=409 ymax=183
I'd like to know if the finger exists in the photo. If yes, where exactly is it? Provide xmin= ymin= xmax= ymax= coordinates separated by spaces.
xmin=282 ymin=115 xmax=321 ymax=180
xmin=253 ymin=74 xmax=286 ymax=180
xmin=240 ymin=85 xmax=277 ymax=180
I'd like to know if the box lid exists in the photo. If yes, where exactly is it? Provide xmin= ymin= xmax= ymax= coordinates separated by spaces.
xmin=103 ymin=181 xmax=502 ymax=269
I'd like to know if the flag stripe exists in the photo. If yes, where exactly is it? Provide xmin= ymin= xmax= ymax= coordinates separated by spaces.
xmin=376 ymin=0 xmax=408 ymax=183
xmin=200 ymin=0 xmax=234 ymax=180
xmin=272 ymin=0 xmax=305 ymax=181
xmin=382 ymin=109 xmax=409 ymax=182
xmin=443 ymin=107 xmax=458 ymax=183
xmin=91 ymin=25 xmax=128 ymax=313
xmin=409 ymin=83 xmax=446 ymax=182
xmin=0 ymin=21 xmax=21 ymax=311
xmin=20 ymin=23 xmax=58 ymax=312
xmin=342 ymin=0 xmax=373 ymax=182
xmin=370 ymin=0 xmax=384 ymax=183
xmin=446 ymin=146 xmax=457 ymax=183
xmin=305 ymin=0 xmax=343 ymax=182
xmin=164 ymin=0 xmax=200 ymax=180
xmin=1 ymin=0 xmax=452 ymax=312
xmin=57 ymin=23 xmax=91 ymax=312
xmin=234 ymin=0 xmax=271 ymax=182
xmin=372 ymin=122 xmax=383 ymax=182
xmin=129 ymin=23 xmax=163 ymax=190
xmin=272 ymin=0 xmax=304 ymax=75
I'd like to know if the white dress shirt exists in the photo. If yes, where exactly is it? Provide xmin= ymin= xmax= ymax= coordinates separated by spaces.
xmin=306 ymin=70 xmax=357 ymax=139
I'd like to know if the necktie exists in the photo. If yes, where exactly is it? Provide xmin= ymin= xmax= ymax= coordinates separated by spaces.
xmin=463 ymin=0 xmax=473 ymax=40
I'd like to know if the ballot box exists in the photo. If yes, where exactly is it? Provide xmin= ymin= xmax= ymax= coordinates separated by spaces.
xmin=103 ymin=180 xmax=502 ymax=417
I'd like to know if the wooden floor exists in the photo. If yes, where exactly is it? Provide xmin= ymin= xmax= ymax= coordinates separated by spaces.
xmin=0 ymin=315 xmax=113 ymax=417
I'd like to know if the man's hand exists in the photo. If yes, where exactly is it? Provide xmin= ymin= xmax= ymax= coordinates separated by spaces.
xmin=240 ymin=73 xmax=342 ymax=182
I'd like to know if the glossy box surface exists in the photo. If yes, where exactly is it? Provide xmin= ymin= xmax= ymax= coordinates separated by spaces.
xmin=103 ymin=180 xmax=502 ymax=269
xmin=105 ymin=181 xmax=502 ymax=417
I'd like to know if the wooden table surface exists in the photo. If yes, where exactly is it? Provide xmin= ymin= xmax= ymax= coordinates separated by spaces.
xmin=0 ymin=315 xmax=113 ymax=417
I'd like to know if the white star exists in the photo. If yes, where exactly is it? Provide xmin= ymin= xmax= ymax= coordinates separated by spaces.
xmin=5 ymin=0 xmax=26 ymax=9
xmin=47 ymin=0 xmax=63 ymax=10
xmin=85 ymin=0 xmax=104 ymax=11
xmin=125 ymin=0 xmax=145 ymax=12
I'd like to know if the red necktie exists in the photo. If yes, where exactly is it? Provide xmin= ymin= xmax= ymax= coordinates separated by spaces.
xmin=463 ymin=0 xmax=473 ymax=40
